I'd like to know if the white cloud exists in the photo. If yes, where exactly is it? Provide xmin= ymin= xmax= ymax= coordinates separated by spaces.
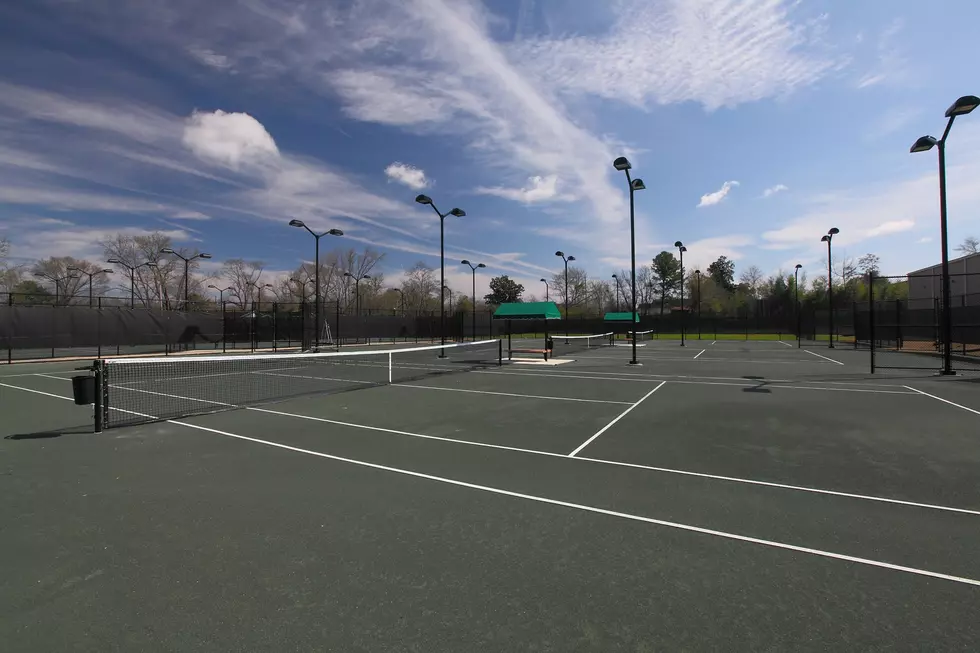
xmin=917 ymin=237 xmax=933 ymax=244
xmin=475 ymin=175 xmax=568 ymax=204
xmin=762 ymin=184 xmax=788 ymax=198
xmin=182 ymin=109 xmax=280 ymax=171
xmin=384 ymin=162 xmax=429 ymax=189
xmin=697 ymin=181 xmax=740 ymax=208
xmin=511 ymin=0 xmax=844 ymax=111
xmin=865 ymin=220 xmax=915 ymax=238
xmin=12 ymin=225 xmax=192 ymax=263
xmin=171 ymin=210 xmax=211 ymax=221
xmin=189 ymin=48 xmax=232 ymax=70
xmin=0 ymin=186 xmax=172 ymax=213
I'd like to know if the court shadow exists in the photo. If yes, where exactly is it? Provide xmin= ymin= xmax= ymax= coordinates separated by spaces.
xmin=5 ymin=425 xmax=93 ymax=440
xmin=741 ymin=375 xmax=772 ymax=394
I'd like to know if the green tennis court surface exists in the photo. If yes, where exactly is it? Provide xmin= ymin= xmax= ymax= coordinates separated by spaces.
xmin=2 ymin=340 xmax=980 ymax=651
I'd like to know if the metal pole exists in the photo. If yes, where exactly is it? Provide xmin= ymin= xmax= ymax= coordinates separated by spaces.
xmin=183 ymin=258 xmax=189 ymax=311
xmin=314 ymin=234 xmax=320 ymax=350
xmin=222 ymin=300 xmax=227 ymax=353
xmin=471 ymin=269 xmax=477 ymax=341
xmin=827 ymin=239 xmax=834 ymax=349
xmin=627 ymin=176 xmax=638 ymax=365
xmin=679 ymin=249 xmax=686 ymax=347
xmin=937 ymin=140 xmax=954 ymax=374
xmin=564 ymin=260 xmax=569 ymax=344
xmin=440 ymin=216 xmax=446 ymax=356
xmin=697 ymin=273 xmax=702 ymax=340
xmin=869 ymin=271 xmax=876 ymax=373
xmin=795 ymin=268 xmax=801 ymax=348
xmin=130 ymin=267 xmax=135 ymax=309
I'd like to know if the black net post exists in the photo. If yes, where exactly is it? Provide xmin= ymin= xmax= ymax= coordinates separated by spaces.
xmin=97 ymin=297 xmax=103 ymax=359
xmin=272 ymin=301 xmax=278 ymax=352
xmin=7 ymin=291 xmax=12 ymax=364
xmin=93 ymin=360 xmax=105 ymax=433
xmin=221 ymin=301 xmax=227 ymax=353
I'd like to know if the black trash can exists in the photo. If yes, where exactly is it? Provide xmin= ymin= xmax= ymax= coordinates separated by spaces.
xmin=72 ymin=375 xmax=95 ymax=406
xmin=545 ymin=338 xmax=554 ymax=351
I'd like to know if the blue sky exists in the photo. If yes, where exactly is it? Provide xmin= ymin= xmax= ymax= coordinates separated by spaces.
xmin=2 ymin=0 xmax=979 ymax=299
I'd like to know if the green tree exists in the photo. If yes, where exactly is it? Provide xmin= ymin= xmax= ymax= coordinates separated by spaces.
xmin=858 ymin=253 xmax=880 ymax=276
xmin=10 ymin=279 xmax=54 ymax=304
xmin=484 ymin=275 xmax=524 ymax=305
xmin=707 ymin=256 xmax=736 ymax=293
xmin=650 ymin=251 xmax=681 ymax=315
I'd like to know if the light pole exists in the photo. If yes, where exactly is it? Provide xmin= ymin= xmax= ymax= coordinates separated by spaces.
xmin=208 ymin=284 xmax=233 ymax=304
xmin=794 ymin=264 xmax=803 ymax=347
xmin=391 ymin=288 xmax=405 ymax=316
xmin=694 ymin=269 xmax=702 ymax=340
xmin=290 ymin=277 xmax=314 ymax=302
xmin=820 ymin=228 xmax=840 ymax=348
xmin=107 ymin=259 xmax=157 ymax=308
xmin=540 ymin=278 xmax=549 ymax=302
xmin=415 ymin=194 xmax=466 ymax=357
xmin=443 ymin=285 xmax=454 ymax=315
xmin=343 ymin=271 xmax=371 ymax=316
xmin=248 ymin=282 xmax=273 ymax=311
xmin=461 ymin=260 xmax=486 ymax=341
xmin=555 ymin=251 xmax=576 ymax=343
xmin=67 ymin=267 xmax=113 ymax=308
xmin=160 ymin=248 xmax=211 ymax=311
xmin=612 ymin=274 xmax=621 ymax=312
xmin=910 ymin=94 xmax=978 ymax=375
xmin=674 ymin=241 xmax=687 ymax=346
xmin=34 ymin=271 xmax=78 ymax=305
xmin=613 ymin=156 xmax=647 ymax=365
xmin=288 ymin=220 xmax=344 ymax=350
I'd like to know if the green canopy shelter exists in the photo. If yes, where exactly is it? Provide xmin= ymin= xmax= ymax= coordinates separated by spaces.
xmin=603 ymin=312 xmax=640 ymax=323
xmin=492 ymin=302 xmax=562 ymax=360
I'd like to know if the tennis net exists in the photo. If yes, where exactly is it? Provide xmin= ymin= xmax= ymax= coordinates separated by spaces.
xmin=97 ymin=339 xmax=502 ymax=429
xmin=551 ymin=332 xmax=614 ymax=357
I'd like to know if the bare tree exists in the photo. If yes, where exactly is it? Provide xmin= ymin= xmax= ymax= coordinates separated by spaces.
xmin=221 ymin=259 xmax=265 ymax=308
xmin=32 ymin=257 xmax=112 ymax=304
xmin=739 ymin=265 xmax=765 ymax=299
xmin=550 ymin=266 xmax=588 ymax=311
xmin=0 ymin=237 xmax=23 ymax=293
xmin=956 ymin=236 xmax=979 ymax=255
xmin=102 ymin=232 xmax=194 ymax=308
xmin=586 ymin=279 xmax=614 ymax=314
xmin=403 ymin=261 xmax=438 ymax=313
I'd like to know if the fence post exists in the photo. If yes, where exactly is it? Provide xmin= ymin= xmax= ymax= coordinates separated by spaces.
xmin=97 ymin=297 xmax=102 ymax=359
xmin=7 ymin=292 xmax=12 ymax=364
xmin=869 ymin=274 xmax=876 ymax=372
xmin=272 ymin=301 xmax=278 ymax=352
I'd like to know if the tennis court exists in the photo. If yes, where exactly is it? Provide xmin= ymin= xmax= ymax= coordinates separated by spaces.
xmin=2 ymin=338 xmax=980 ymax=650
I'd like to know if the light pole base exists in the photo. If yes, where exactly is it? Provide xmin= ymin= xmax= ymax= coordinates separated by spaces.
xmin=438 ymin=354 xmax=449 ymax=359
xmin=628 ymin=360 xmax=643 ymax=366
xmin=939 ymin=369 xmax=957 ymax=376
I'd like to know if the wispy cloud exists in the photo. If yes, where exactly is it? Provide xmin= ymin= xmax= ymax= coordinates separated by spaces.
xmin=865 ymin=220 xmax=915 ymax=238
xmin=762 ymin=184 xmax=788 ymax=198
xmin=384 ymin=162 xmax=429 ymax=190
xmin=917 ymin=237 xmax=933 ymax=244
xmin=171 ymin=210 xmax=211 ymax=221
xmin=855 ymin=18 xmax=909 ymax=89
xmin=697 ymin=181 xmax=740 ymax=208
xmin=511 ymin=0 xmax=844 ymax=111
xmin=475 ymin=174 xmax=569 ymax=204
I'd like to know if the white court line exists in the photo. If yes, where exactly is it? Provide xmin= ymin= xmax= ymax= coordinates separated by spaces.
xmin=108 ymin=415 xmax=980 ymax=588
xmin=903 ymin=385 xmax=980 ymax=417
xmin=693 ymin=349 xmax=706 ymax=360
xmin=394 ymin=384 xmax=631 ymax=405
xmin=711 ymin=341 xmax=716 ymax=345
xmin=568 ymin=382 xmax=666 ymax=457
xmin=779 ymin=341 xmax=794 ymax=348
xmin=803 ymin=349 xmax=845 ymax=366
xmin=35 ymin=373 xmax=76 ymax=381
xmin=0 ymin=380 xmax=81 ymax=401
xmin=6 ymin=379 xmax=979 ymax=518
xmin=574 ymin=354 xmax=837 ymax=365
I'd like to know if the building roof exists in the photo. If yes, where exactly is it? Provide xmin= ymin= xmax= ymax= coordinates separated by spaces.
xmin=907 ymin=251 xmax=980 ymax=276
xmin=492 ymin=301 xmax=562 ymax=320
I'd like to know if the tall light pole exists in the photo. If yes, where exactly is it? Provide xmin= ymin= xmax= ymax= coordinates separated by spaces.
xmin=160 ymin=248 xmax=211 ymax=311
xmin=910 ymin=94 xmax=978 ymax=375
xmin=674 ymin=241 xmax=687 ymax=347
xmin=288 ymin=220 xmax=344 ymax=350
xmin=461 ymin=260 xmax=486 ymax=341
xmin=415 ymin=194 xmax=465 ymax=356
xmin=34 ymin=271 xmax=79 ymax=305
xmin=820 ymin=228 xmax=840 ymax=349
xmin=612 ymin=274 xmax=621 ymax=312
xmin=540 ymin=278 xmax=549 ymax=302
xmin=208 ymin=284 xmax=233 ymax=304
xmin=248 ymin=282 xmax=273 ymax=311
xmin=391 ymin=288 xmax=405 ymax=316
xmin=613 ymin=156 xmax=646 ymax=365
xmin=694 ymin=269 xmax=702 ymax=340
xmin=794 ymin=264 xmax=803 ymax=347
xmin=68 ymin=267 xmax=113 ymax=308
xmin=290 ymin=277 xmax=314 ymax=302
xmin=443 ymin=285 xmax=454 ymax=315
xmin=555 ymin=251 xmax=576 ymax=343
xmin=343 ymin=271 xmax=371 ymax=316
xmin=108 ymin=259 xmax=157 ymax=308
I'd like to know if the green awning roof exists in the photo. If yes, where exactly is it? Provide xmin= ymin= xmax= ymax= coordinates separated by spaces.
xmin=604 ymin=312 xmax=640 ymax=323
xmin=492 ymin=302 xmax=562 ymax=320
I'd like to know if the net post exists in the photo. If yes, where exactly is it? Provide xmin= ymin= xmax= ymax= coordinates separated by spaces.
xmin=388 ymin=352 xmax=393 ymax=384
xmin=498 ymin=338 xmax=502 ymax=366
xmin=868 ymin=272 xmax=876 ymax=373
xmin=93 ymin=359 xmax=105 ymax=433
